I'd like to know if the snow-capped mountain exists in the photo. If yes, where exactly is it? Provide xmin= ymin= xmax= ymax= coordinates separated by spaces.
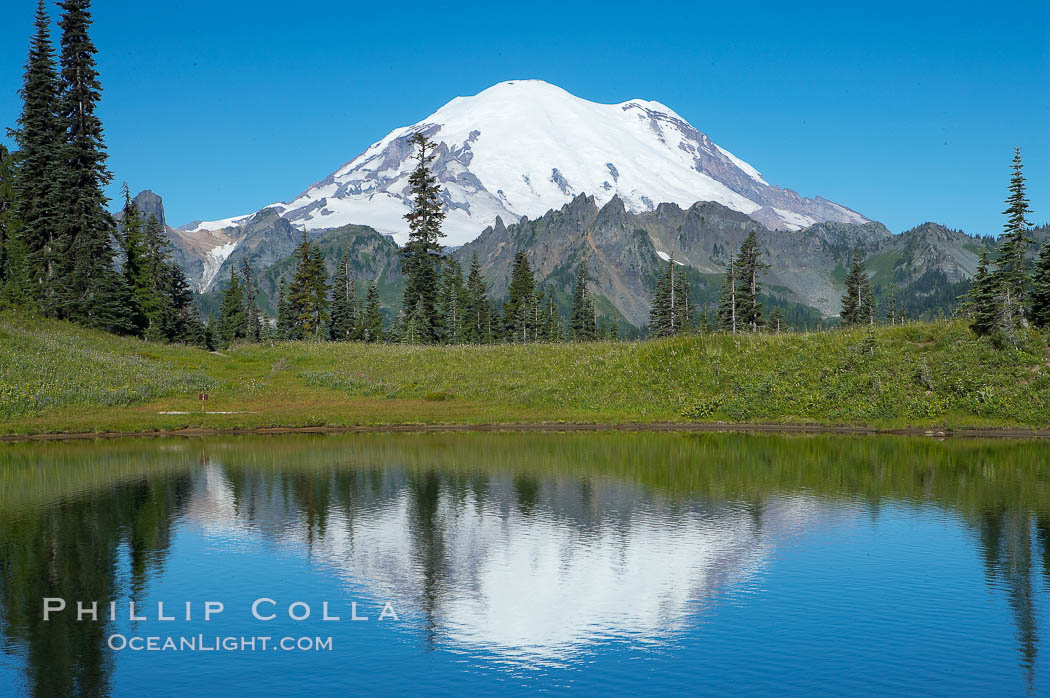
xmin=180 ymin=79 xmax=869 ymax=291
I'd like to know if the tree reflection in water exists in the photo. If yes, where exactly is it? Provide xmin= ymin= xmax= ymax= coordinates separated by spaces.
xmin=0 ymin=432 xmax=1047 ymax=695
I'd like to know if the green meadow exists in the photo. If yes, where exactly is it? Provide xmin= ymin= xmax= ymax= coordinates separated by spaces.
xmin=1 ymin=311 xmax=1048 ymax=436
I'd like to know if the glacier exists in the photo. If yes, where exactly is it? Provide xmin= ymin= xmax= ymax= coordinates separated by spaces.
xmin=181 ymin=79 xmax=869 ymax=264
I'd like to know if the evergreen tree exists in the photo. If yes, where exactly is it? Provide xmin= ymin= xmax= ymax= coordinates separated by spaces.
xmin=54 ymin=0 xmax=132 ymax=333
xmin=463 ymin=253 xmax=491 ymax=343
xmin=166 ymin=265 xmax=205 ymax=345
xmin=362 ymin=281 xmax=383 ymax=342
xmin=141 ymin=215 xmax=168 ymax=288
xmin=275 ymin=279 xmax=293 ymax=340
xmin=329 ymin=249 xmax=359 ymax=341
xmin=504 ymin=251 xmax=537 ymax=342
xmin=569 ymin=263 xmax=597 ymax=340
xmin=698 ymin=307 xmax=713 ymax=334
xmin=649 ymin=254 xmax=694 ymax=337
xmin=540 ymin=293 xmax=561 ymax=341
xmin=677 ymin=272 xmax=694 ymax=334
xmin=118 ymin=183 xmax=148 ymax=333
xmin=649 ymin=256 xmax=673 ymax=337
xmin=533 ymin=289 xmax=547 ymax=341
xmin=286 ymin=231 xmax=329 ymax=340
xmin=769 ymin=306 xmax=784 ymax=333
xmin=886 ymin=283 xmax=898 ymax=325
xmin=137 ymin=214 xmax=171 ymax=339
xmin=993 ymin=148 xmax=1033 ymax=329
xmin=840 ymin=255 xmax=873 ymax=327
xmin=203 ymin=320 xmax=217 ymax=351
xmin=216 ymin=269 xmax=246 ymax=348
xmin=966 ymin=246 xmax=998 ymax=336
xmin=0 ymin=145 xmax=19 ymax=293
xmin=734 ymin=230 xmax=769 ymax=332
xmin=717 ymin=261 xmax=737 ymax=332
xmin=385 ymin=309 xmax=404 ymax=343
xmin=399 ymin=132 xmax=446 ymax=343
xmin=487 ymin=299 xmax=501 ymax=343
xmin=134 ymin=213 xmax=201 ymax=344
xmin=436 ymin=258 xmax=467 ymax=344
xmin=13 ymin=0 xmax=63 ymax=312
xmin=1029 ymin=239 xmax=1050 ymax=329
xmin=861 ymin=280 xmax=876 ymax=325
xmin=240 ymin=258 xmax=261 ymax=342
xmin=402 ymin=298 xmax=429 ymax=344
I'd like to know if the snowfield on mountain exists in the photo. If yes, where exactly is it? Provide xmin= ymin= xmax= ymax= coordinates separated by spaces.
xmin=180 ymin=80 xmax=869 ymax=290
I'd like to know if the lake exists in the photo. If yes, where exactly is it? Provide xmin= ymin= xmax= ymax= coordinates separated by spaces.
xmin=0 ymin=431 xmax=1048 ymax=696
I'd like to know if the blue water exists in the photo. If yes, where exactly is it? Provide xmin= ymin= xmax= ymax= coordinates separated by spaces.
xmin=0 ymin=432 xmax=1047 ymax=696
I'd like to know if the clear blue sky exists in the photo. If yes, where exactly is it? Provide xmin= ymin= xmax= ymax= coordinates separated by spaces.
xmin=1 ymin=0 xmax=1047 ymax=235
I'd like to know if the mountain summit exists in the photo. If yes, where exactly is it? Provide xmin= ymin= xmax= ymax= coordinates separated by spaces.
xmin=180 ymin=80 xmax=869 ymax=289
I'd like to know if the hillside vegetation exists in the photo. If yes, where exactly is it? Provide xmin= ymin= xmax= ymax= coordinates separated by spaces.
xmin=1 ymin=312 xmax=1048 ymax=435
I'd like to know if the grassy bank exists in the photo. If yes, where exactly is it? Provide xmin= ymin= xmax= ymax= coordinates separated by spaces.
xmin=1 ymin=312 xmax=1048 ymax=436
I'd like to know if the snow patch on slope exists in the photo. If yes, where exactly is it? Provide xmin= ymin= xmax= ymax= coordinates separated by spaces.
xmin=771 ymin=208 xmax=817 ymax=229
xmin=200 ymin=240 xmax=237 ymax=292
xmin=187 ymin=215 xmax=251 ymax=233
xmin=655 ymin=250 xmax=685 ymax=265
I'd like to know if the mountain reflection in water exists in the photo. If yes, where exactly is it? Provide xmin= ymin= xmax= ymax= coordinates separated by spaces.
xmin=0 ymin=432 xmax=1047 ymax=696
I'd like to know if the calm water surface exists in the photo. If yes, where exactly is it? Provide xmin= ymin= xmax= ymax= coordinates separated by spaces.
xmin=0 ymin=432 xmax=1048 ymax=696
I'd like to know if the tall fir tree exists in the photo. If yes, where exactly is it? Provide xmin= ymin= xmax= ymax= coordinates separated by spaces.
xmin=216 ymin=269 xmax=246 ymax=348
xmin=504 ymin=251 xmax=537 ymax=342
xmin=362 ymin=281 xmax=383 ymax=342
xmin=1029 ymin=239 xmax=1050 ymax=329
xmin=769 ymin=306 xmax=784 ymax=333
xmin=993 ymin=148 xmax=1033 ymax=329
xmin=160 ymin=263 xmax=206 ymax=346
xmin=648 ymin=254 xmax=692 ymax=337
xmin=240 ymin=258 xmax=261 ymax=342
xmin=399 ymin=132 xmax=446 ymax=343
xmin=540 ymin=292 xmax=561 ymax=341
xmin=677 ymin=271 xmax=693 ymax=334
xmin=133 ymin=212 xmax=202 ymax=345
xmin=463 ymin=253 xmax=491 ymax=344
xmin=402 ymin=298 xmax=429 ymax=344
xmin=286 ymin=231 xmax=330 ymax=340
xmin=861 ymin=280 xmax=876 ymax=325
xmin=734 ymin=230 xmax=769 ymax=332
xmin=840 ymin=255 xmax=873 ymax=327
xmin=531 ymin=288 xmax=552 ymax=341
xmin=886 ymin=283 xmax=897 ymax=325
xmin=649 ymin=256 xmax=673 ymax=337
xmin=966 ymin=246 xmax=998 ymax=336
xmin=329 ymin=249 xmax=359 ymax=341
xmin=436 ymin=258 xmax=467 ymax=344
xmin=0 ymin=145 xmax=19 ymax=293
xmin=569 ymin=263 xmax=597 ymax=341
xmin=118 ymin=183 xmax=148 ymax=333
xmin=54 ymin=0 xmax=132 ymax=332
xmin=13 ymin=0 xmax=63 ymax=311
xmin=717 ymin=261 xmax=737 ymax=332
xmin=138 ymin=213 xmax=170 ymax=339
xmin=386 ymin=309 xmax=405 ymax=343
xmin=141 ymin=215 xmax=168 ymax=291
xmin=275 ymin=279 xmax=293 ymax=340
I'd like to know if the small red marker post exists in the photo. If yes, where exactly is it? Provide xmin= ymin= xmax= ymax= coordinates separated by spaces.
xmin=199 ymin=392 xmax=208 ymax=413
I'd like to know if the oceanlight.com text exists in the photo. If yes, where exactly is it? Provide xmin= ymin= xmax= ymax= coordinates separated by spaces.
xmin=107 ymin=634 xmax=334 ymax=652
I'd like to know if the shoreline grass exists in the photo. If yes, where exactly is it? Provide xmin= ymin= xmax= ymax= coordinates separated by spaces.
xmin=2 ymin=312 xmax=1048 ymax=437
